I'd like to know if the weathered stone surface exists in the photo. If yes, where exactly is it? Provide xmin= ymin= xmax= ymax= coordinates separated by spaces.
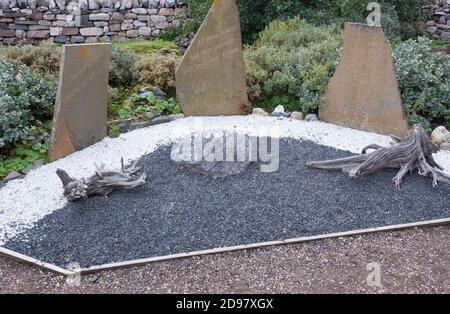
xmin=0 ymin=29 xmax=15 ymax=37
xmin=49 ymin=43 xmax=112 ymax=161
xmin=89 ymin=13 xmax=110 ymax=21
xmin=319 ymin=23 xmax=409 ymax=137
xmin=290 ymin=111 xmax=304 ymax=120
xmin=27 ymin=30 xmax=50 ymax=38
xmin=175 ymin=0 xmax=248 ymax=116
xmin=62 ymin=27 xmax=79 ymax=36
xmin=138 ymin=26 xmax=151 ymax=36
xmin=71 ymin=35 xmax=85 ymax=43
xmin=54 ymin=35 xmax=70 ymax=43
xmin=252 ymin=108 xmax=269 ymax=116
xmin=79 ymin=27 xmax=103 ymax=36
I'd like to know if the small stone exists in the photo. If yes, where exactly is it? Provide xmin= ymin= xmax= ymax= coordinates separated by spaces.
xmin=252 ymin=108 xmax=269 ymax=116
xmin=290 ymin=111 xmax=304 ymax=120
xmin=126 ymin=29 xmax=139 ymax=38
xmin=118 ymin=123 xmax=129 ymax=134
xmin=87 ymin=274 xmax=99 ymax=283
xmin=22 ymin=160 xmax=44 ymax=174
xmin=431 ymin=126 xmax=450 ymax=145
xmin=55 ymin=35 xmax=70 ymax=43
xmin=131 ymin=8 xmax=147 ymax=15
xmin=138 ymin=26 xmax=152 ymax=37
xmin=152 ymin=86 xmax=166 ymax=100
xmin=305 ymin=113 xmax=319 ymax=122
xmin=169 ymin=114 xmax=185 ymax=121
xmin=4 ymin=171 xmax=24 ymax=182
xmin=129 ymin=121 xmax=151 ymax=131
xmin=89 ymin=13 xmax=110 ymax=21
xmin=151 ymin=116 xmax=172 ymax=125
xmin=27 ymin=30 xmax=50 ymax=39
xmin=71 ymin=35 xmax=85 ymax=43
xmin=79 ymin=27 xmax=103 ymax=36
xmin=440 ymin=143 xmax=450 ymax=151
xmin=271 ymin=105 xmax=285 ymax=117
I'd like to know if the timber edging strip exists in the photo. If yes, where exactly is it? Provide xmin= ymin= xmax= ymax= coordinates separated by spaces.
xmin=1 ymin=217 xmax=449 ymax=276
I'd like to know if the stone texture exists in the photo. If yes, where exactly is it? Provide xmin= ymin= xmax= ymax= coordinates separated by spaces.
xmin=79 ymin=27 xmax=103 ymax=36
xmin=319 ymin=23 xmax=409 ymax=137
xmin=175 ymin=0 xmax=248 ymax=116
xmin=0 ymin=29 xmax=15 ymax=37
xmin=0 ymin=1 xmax=186 ymax=44
xmin=27 ymin=30 xmax=49 ymax=38
xmin=290 ymin=111 xmax=304 ymax=120
xmin=49 ymin=43 xmax=112 ymax=161
xmin=252 ymin=108 xmax=269 ymax=116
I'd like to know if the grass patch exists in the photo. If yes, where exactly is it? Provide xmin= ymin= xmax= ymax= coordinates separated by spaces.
xmin=431 ymin=40 xmax=450 ymax=49
xmin=112 ymin=39 xmax=179 ymax=56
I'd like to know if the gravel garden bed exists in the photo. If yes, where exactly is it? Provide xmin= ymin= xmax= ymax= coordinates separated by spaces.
xmin=0 ymin=116 xmax=449 ymax=269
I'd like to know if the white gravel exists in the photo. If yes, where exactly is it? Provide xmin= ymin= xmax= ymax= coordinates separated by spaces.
xmin=1 ymin=115 xmax=449 ymax=245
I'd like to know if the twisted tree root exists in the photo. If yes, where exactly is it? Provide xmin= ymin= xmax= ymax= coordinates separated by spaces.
xmin=306 ymin=125 xmax=450 ymax=189
xmin=56 ymin=158 xmax=146 ymax=202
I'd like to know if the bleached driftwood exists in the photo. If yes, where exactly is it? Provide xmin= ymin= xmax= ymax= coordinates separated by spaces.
xmin=56 ymin=158 xmax=146 ymax=202
xmin=306 ymin=124 xmax=450 ymax=189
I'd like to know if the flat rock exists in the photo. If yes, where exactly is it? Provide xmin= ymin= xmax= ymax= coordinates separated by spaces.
xmin=49 ymin=43 xmax=112 ymax=161
xmin=4 ymin=171 xmax=24 ymax=182
xmin=290 ymin=111 xmax=304 ymax=120
xmin=175 ymin=0 xmax=248 ymax=116
xmin=319 ymin=23 xmax=409 ymax=137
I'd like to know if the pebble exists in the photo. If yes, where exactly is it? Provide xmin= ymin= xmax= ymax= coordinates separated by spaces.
xmin=305 ymin=114 xmax=319 ymax=122
xmin=252 ymin=108 xmax=269 ymax=116
xmin=4 ymin=171 xmax=24 ymax=182
xmin=271 ymin=105 xmax=285 ymax=117
xmin=290 ymin=111 xmax=304 ymax=120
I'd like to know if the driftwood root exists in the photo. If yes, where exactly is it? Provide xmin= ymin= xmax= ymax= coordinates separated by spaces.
xmin=306 ymin=125 xmax=450 ymax=189
xmin=56 ymin=158 xmax=146 ymax=202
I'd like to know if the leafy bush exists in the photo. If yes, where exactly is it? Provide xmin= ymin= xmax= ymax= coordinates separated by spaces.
xmin=0 ymin=42 xmax=61 ymax=82
xmin=244 ymin=19 xmax=342 ymax=113
xmin=109 ymin=46 xmax=139 ymax=88
xmin=0 ymin=60 xmax=56 ymax=150
xmin=392 ymin=37 xmax=450 ymax=131
xmin=186 ymin=0 xmax=429 ymax=43
xmin=133 ymin=54 xmax=180 ymax=93
xmin=0 ymin=143 xmax=48 ymax=178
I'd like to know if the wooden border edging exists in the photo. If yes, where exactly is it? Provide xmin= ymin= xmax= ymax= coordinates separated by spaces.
xmin=1 ymin=217 xmax=449 ymax=276
xmin=78 ymin=217 xmax=450 ymax=274
xmin=0 ymin=246 xmax=71 ymax=275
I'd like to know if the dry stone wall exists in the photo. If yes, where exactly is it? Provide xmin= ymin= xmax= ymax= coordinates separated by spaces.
xmin=424 ymin=0 xmax=450 ymax=40
xmin=0 ymin=0 xmax=185 ymax=44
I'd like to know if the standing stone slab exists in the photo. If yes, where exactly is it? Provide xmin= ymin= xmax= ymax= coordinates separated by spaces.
xmin=319 ymin=23 xmax=409 ymax=137
xmin=175 ymin=0 xmax=249 ymax=116
xmin=49 ymin=43 xmax=112 ymax=161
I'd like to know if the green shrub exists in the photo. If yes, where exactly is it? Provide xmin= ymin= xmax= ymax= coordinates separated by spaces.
xmin=133 ymin=54 xmax=180 ymax=93
xmin=244 ymin=19 xmax=342 ymax=113
xmin=186 ymin=0 xmax=429 ymax=43
xmin=109 ymin=46 xmax=139 ymax=88
xmin=0 ymin=143 xmax=48 ymax=178
xmin=0 ymin=60 xmax=56 ymax=150
xmin=0 ymin=42 xmax=61 ymax=82
xmin=392 ymin=37 xmax=450 ymax=131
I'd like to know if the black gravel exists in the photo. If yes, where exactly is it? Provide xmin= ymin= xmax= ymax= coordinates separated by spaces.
xmin=3 ymin=138 xmax=449 ymax=268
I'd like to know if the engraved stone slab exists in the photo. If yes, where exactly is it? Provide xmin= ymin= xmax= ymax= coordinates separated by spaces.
xmin=175 ymin=0 xmax=249 ymax=116
xmin=319 ymin=23 xmax=409 ymax=137
xmin=49 ymin=43 xmax=112 ymax=161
